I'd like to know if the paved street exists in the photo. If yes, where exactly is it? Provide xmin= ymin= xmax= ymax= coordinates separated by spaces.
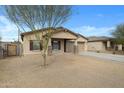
xmin=80 ymin=51 xmax=124 ymax=62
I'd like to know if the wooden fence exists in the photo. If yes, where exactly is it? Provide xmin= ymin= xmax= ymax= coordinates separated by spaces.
xmin=0 ymin=43 xmax=23 ymax=59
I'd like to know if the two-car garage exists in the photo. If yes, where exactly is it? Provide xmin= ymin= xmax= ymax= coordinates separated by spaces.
xmin=66 ymin=41 xmax=86 ymax=53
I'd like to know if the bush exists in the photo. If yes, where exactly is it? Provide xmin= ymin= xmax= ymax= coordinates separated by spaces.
xmin=97 ymin=51 xmax=100 ymax=53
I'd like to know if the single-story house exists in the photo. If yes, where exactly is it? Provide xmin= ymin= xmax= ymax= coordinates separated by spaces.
xmin=21 ymin=27 xmax=88 ymax=55
xmin=87 ymin=36 xmax=124 ymax=52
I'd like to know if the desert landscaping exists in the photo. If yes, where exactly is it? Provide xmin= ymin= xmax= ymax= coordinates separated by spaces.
xmin=0 ymin=53 xmax=124 ymax=88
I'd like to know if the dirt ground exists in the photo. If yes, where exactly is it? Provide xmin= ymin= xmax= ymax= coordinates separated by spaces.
xmin=0 ymin=53 xmax=124 ymax=88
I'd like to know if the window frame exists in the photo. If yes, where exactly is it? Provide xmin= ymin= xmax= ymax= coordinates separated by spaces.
xmin=30 ymin=40 xmax=42 ymax=51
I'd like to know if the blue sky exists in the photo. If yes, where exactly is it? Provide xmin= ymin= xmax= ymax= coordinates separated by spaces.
xmin=0 ymin=5 xmax=124 ymax=41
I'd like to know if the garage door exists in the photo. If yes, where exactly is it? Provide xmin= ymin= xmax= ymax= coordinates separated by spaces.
xmin=66 ymin=41 xmax=85 ymax=53
xmin=78 ymin=42 xmax=85 ymax=52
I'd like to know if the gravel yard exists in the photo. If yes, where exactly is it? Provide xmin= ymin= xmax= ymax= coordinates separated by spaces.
xmin=0 ymin=53 xmax=124 ymax=88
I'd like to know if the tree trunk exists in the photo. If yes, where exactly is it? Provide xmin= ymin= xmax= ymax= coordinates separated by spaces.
xmin=43 ymin=53 xmax=47 ymax=66
xmin=42 ymin=29 xmax=52 ymax=67
xmin=42 ymin=37 xmax=49 ymax=66
xmin=113 ymin=44 xmax=116 ymax=54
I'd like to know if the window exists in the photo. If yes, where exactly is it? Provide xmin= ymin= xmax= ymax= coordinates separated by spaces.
xmin=52 ymin=40 xmax=61 ymax=50
xmin=122 ymin=45 xmax=124 ymax=51
xmin=30 ymin=40 xmax=42 ymax=50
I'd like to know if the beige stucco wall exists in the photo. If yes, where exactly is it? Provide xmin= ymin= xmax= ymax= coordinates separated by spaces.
xmin=77 ymin=37 xmax=87 ymax=42
xmin=51 ymin=31 xmax=77 ymax=39
xmin=61 ymin=39 xmax=64 ymax=52
xmin=118 ymin=44 xmax=123 ymax=51
xmin=23 ymin=33 xmax=43 ymax=55
xmin=22 ymin=30 xmax=77 ymax=55
xmin=77 ymin=36 xmax=88 ymax=51
xmin=78 ymin=42 xmax=86 ymax=51
xmin=87 ymin=41 xmax=105 ymax=51
xmin=22 ymin=30 xmax=88 ymax=55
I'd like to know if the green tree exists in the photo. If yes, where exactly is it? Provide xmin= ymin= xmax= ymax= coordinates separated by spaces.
xmin=3 ymin=5 xmax=72 ymax=66
xmin=0 ymin=33 xmax=1 ymax=47
xmin=112 ymin=24 xmax=124 ymax=45
xmin=0 ymin=37 xmax=1 ymax=45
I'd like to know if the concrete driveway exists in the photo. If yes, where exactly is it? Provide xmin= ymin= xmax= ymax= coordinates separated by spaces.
xmin=80 ymin=51 xmax=124 ymax=62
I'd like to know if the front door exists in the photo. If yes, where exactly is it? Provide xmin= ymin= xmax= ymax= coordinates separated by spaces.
xmin=52 ymin=40 xmax=60 ymax=50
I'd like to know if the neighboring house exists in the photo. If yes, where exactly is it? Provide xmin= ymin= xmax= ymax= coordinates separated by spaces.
xmin=87 ymin=36 xmax=124 ymax=52
xmin=21 ymin=27 xmax=88 ymax=55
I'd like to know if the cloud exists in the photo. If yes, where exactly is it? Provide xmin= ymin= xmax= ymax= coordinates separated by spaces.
xmin=0 ymin=16 xmax=18 ymax=41
xmin=97 ymin=14 xmax=104 ymax=17
xmin=0 ymin=15 xmax=116 ymax=41
xmin=72 ymin=25 xmax=115 ymax=37
xmin=1 ymin=36 xmax=18 ymax=42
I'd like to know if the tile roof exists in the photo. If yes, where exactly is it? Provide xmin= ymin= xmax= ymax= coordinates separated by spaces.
xmin=88 ymin=36 xmax=112 ymax=42
xmin=21 ymin=27 xmax=88 ymax=39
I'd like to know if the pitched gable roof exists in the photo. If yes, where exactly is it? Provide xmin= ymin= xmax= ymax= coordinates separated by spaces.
xmin=88 ymin=36 xmax=112 ymax=42
xmin=21 ymin=27 xmax=87 ymax=39
xmin=77 ymin=33 xmax=88 ymax=40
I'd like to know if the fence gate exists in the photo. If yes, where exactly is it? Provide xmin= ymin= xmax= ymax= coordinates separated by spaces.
xmin=7 ymin=44 xmax=17 ymax=56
